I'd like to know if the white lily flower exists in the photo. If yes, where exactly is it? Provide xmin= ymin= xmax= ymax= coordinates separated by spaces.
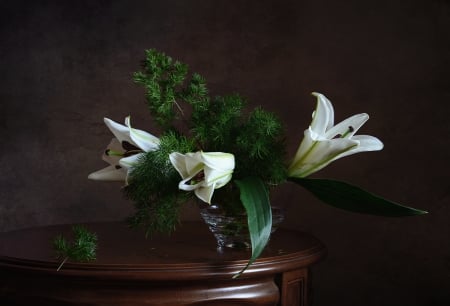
xmin=169 ymin=151 xmax=235 ymax=204
xmin=288 ymin=92 xmax=384 ymax=178
xmin=88 ymin=116 xmax=160 ymax=182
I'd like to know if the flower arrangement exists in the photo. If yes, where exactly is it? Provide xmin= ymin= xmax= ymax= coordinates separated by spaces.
xmin=86 ymin=49 xmax=426 ymax=276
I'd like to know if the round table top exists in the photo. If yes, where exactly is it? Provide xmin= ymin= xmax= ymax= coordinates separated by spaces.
xmin=0 ymin=221 xmax=326 ymax=280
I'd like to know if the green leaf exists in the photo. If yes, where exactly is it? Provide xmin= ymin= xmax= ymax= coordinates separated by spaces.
xmin=234 ymin=177 xmax=272 ymax=278
xmin=289 ymin=177 xmax=428 ymax=217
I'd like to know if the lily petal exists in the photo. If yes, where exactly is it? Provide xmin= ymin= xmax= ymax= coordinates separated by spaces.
xmin=88 ymin=165 xmax=127 ymax=181
xmin=125 ymin=116 xmax=160 ymax=152
xmin=201 ymin=152 xmax=235 ymax=171
xmin=325 ymin=113 xmax=369 ymax=139
xmin=289 ymin=136 xmax=358 ymax=177
xmin=203 ymin=166 xmax=233 ymax=187
xmin=290 ymin=128 xmax=317 ymax=167
xmin=119 ymin=153 xmax=144 ymax=170
xmin=178 ymin=175 xmax=202 ymax=191
xmin=311 ymin=92 xmax=334 ymax=134
xmin=169 ymin=152 xmax=203 ymax=179
xmin=195 ymin=184 xmax=216 ymax=204
xmin=104 ymin=118 xmax=133 ymax=145
xmin=184 ymin=152 xmax=204 ymax=175
xmin=337 ymin=135 xmax=384 ymax=159
xmin=169 ymin=152 xmax=189 ymax=178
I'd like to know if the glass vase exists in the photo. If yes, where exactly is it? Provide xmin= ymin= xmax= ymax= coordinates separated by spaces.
xmin=199 ymin=204 xmax=285 ymax=249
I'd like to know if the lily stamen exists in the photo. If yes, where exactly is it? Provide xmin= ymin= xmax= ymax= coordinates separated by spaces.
xmin=105 ymin=149 xmax=124 ymax=157
xmin=190 ymin=171 xmax=205 ymax=185
xmin=333 ymin=126 xmax=354 ymax=139
xmin=341 ymin=126 xmax=354 ymax=138
xmin=106 ymin=148 xmax=144 ymax=158
xmin=333 ymin=126 xmax=355 ymax=139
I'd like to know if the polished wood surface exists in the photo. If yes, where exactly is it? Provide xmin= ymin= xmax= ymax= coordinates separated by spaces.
xmin=0 ymin=222 xmax=325 ymax=305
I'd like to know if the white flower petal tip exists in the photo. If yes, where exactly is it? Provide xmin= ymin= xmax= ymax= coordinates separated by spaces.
xmin=169 ymin=151 xmax=235 ymax=204
xmin=89 ymin=116 xmax=160 ymax=183
xmin=88 ymin=165 xmax=127 ymax=181
xmin=125 ymin=116 xmax=160 ymax=152
xmin=288 ymin=93 xmax=384 ymax=178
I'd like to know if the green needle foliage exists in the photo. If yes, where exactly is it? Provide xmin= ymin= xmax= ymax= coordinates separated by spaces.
xmin=53 ymin=225 xmax=97 ymax=271
xmin=124 ymin=132 xmax=195 ymax=235
xmin=133 ymin=49 xmax=189 ymax=128
xmin=125 ymin=49 xmax=288 ymax=235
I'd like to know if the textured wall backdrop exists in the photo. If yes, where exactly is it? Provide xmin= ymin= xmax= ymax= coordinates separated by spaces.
xmin=1 ymin=1 xmax=449 ymax=305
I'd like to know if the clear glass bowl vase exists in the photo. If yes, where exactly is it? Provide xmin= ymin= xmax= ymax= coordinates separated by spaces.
xmin=199 ymin=204 xmax=285 ymax=249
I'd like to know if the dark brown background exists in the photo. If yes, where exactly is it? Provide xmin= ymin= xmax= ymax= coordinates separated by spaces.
xmin=1 ymin=0 xmax=449 ymax=305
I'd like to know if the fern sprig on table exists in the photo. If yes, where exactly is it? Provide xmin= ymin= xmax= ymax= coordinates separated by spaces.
xmin=53 ymin=225 xmax=97 ymax=271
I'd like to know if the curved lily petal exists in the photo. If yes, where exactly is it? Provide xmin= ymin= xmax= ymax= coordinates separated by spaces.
xmin=169 ymin=152 xmax=190 ymax=178
xmin=125 ymin=116 xmax=160 ymax=152
xmin=311 ymin=92 xmax=334 ymax=133
xmin=201 ymin=152 xmax=235 ymax=171
xmin=203 ymin=166 xmax=233 ymax=187
xmin=195 ymin=184 xmax=215 ymax=204
xmin=119 ymin=153 xmax=145 ymax=170
xmin=184 ymin=152 xmax=204 ymax=174
xmin=104 ymin=118 xmax=133 ymax=145
xmin=325 ymin=113 xmax=369 ymax=139
xmin=118 ymin=153 xmax=145 ymax=184
xmin=337 ymin=135 xmax=384 ymax=159
xmin=88 ymin=165 xmax=127 ymax=181
xmin=309 ymin=138 xmax=358 ymax=163
xmin=169 ymin=152 xmax=204 ymax=179
xmin=291 ymin=128 xmax=316 ymax=165
xmin=178 ymin=175 xmax=202 ymax=191
xmin=289 ymin=135 xmax=358 ymax=177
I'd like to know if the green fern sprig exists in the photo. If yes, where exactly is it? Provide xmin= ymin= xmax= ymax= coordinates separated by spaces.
xmin=127 ymin=49 xmax=288 ymax=234
xmin=124 ymin=132 xmax=196 ymax=235
xmin=53 ymin=225 xmax=97 ymax=271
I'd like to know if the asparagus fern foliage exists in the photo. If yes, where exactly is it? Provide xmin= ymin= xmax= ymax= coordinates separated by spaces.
xmin=127 ymin=49 xmax=286 ymax=236
xmin=53 ymin=225 xmax=97 ymax=271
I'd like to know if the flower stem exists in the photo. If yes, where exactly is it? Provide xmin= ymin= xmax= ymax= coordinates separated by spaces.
xmin=57 ymin=256 xmax=69 ymax=271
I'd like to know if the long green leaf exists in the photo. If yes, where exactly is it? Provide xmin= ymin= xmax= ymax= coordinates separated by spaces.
xmin=289 ymin=177 xmax=427 ymax=216
xmin=234 ymin=176 xmax=272 ymax=278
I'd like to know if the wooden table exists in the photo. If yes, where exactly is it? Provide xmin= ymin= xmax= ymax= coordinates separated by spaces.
xmin=0 ymin=222 xmax=325 ymax=305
